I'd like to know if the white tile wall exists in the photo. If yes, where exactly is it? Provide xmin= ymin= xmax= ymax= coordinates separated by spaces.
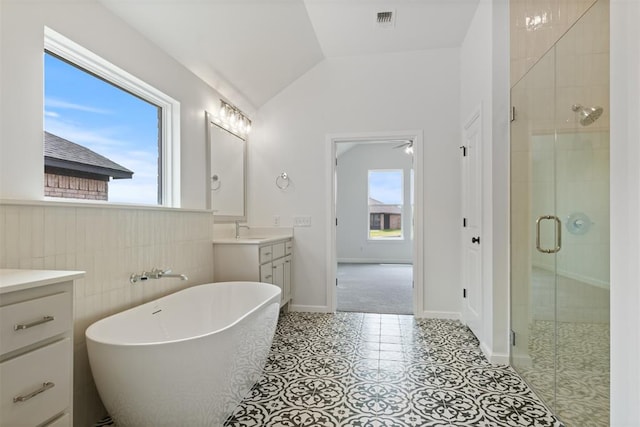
xmin=510 ymin=0 xmax=598 ymax=85
xmin=0 ymin=201 xmax=215 ymax=425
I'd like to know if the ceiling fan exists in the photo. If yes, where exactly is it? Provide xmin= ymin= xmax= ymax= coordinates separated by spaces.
xmin=392 ymin=140 xmax=413 ymax=154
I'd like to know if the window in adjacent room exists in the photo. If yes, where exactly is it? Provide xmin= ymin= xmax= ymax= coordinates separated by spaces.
xmin=43 ymin=27 xmax=180 ymax=206
xmin=368 ymin=169 xmax=403 ymax=240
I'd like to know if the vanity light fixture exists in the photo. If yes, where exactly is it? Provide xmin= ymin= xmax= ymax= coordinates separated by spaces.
xmin=213 ymin=99 xmax=252 ymax=140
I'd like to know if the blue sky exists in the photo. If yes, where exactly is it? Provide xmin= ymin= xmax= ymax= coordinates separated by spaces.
xmin=44 ymin=52 xmax=160 ymax=204
xmin=369 ymin=170 xmax=403 ymax=205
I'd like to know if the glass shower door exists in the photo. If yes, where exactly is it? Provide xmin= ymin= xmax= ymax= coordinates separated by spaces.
xmin=510 ymin=46 xmax=559 ymax=410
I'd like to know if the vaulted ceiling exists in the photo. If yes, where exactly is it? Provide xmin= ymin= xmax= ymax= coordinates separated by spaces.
xmin=99 ymin=0 xmax=479 ymax=110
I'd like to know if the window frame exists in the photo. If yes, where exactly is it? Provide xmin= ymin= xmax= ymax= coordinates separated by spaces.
xmin=367 ymin=168 xmax=404 ymax=241
xmin=44 ymin=27 xmax=181 ymax=207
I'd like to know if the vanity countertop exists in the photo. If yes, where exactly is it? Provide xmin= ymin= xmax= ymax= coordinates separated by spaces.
xmin=0 ymin=269 xmax=85 ymax=294
xmin=213 ymin=226 xmax=293 ymax=245
xmin=213 ymin=235 xmax=292 ymax=245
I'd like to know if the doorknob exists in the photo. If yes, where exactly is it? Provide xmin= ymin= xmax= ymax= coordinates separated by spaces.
xmin=471 ymin=236 xmax=480 ymax=244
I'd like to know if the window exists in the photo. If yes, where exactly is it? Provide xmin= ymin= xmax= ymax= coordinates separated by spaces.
xmin=368 ymin=169 xmax=403 ymax=239
xmin=43 ymin=28 xmax=180 ymax=206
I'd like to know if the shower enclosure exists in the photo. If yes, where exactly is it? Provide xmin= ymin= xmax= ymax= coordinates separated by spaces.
xmin=510 ymin=1 xmax=609 ymax=426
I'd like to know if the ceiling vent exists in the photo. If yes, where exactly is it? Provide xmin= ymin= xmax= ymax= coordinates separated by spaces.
xmin=375 ymin=10 xmax=395 ymax=28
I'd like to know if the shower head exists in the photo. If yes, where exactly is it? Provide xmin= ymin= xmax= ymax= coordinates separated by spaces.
xmin=571 ymin=104 xmax=603 ymax=126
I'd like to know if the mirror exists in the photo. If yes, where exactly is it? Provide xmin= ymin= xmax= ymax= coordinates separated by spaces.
xmin=206 ymin=111 xmax=246 ymax=221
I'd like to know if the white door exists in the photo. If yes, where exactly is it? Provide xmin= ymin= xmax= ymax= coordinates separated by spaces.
xmin=461 ymin=110 xmax=483 ymax=338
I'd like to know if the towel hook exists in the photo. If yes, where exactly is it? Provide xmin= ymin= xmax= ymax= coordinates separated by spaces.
xmin=276 ymin=172 xmax=290 ymax=190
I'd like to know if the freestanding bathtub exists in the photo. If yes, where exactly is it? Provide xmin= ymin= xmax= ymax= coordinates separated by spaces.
xmin=85 ymin=281 xmax=281 ymax=427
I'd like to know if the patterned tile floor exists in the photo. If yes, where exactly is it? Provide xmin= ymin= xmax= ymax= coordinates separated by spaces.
xmin=517 ymin=321 xmax=609 ymax=427
xmin=224 ymin=312 xmax=564 ymax=427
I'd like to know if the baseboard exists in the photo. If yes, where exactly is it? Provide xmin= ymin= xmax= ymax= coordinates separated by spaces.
xmin=480 ymin=342 xmax=510 ymax=365
xmin=337 ymin=259 xmax=412 ymax=264
xmin=288 ymin=304 xmax=332 ymax=313
xmin=416 ymin=310 xmax=461 ymax=320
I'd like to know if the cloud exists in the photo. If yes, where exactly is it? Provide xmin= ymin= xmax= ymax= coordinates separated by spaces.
xmin=45 ymin=116 xmax=129 ymax=154
xmin=45 ymin=111 xmax=60 ymax=118
xmin=46 ymin=98 xmax=113 ymax=115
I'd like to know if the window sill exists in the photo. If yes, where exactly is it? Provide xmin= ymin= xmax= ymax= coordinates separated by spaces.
xmin=0 ymin=198 xmax=213 ymax=214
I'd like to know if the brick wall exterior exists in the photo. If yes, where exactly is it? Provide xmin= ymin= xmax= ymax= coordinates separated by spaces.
xmin=44 ymin=173 xmax=108 ymax=200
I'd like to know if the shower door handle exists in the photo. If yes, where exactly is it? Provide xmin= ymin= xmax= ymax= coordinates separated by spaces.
xmin=535 ymin=215 xmax=562 ymax=254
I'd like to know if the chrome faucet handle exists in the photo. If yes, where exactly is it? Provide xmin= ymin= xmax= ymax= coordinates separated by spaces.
xmin=129 ymin=272 xmax=149 ymax=284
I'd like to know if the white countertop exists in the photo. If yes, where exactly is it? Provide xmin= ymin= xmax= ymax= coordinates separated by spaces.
xmin=213 ymin=235 xmax=293 ymax=245
xmin=213 ymin=226 xmax=293 ymax=245
xmin=0 ymin=269 xmax=85 ymax=294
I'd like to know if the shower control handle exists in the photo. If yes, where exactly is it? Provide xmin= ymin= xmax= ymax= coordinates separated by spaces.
xmin=471 ymin=236 xmax=480 ymax=244
xmin=535 ymin=215 xmax=562 ymax=254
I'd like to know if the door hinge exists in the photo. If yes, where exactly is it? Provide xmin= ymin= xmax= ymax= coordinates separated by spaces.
xmin=336 ymin=278 xmax=338 ymax=287
xmin=459 ymin=145 xmax=467 ymax=157
xmin=463 ymin=218 xmax=467 ymax=228
xmin=336 ymin=218 xmax=338 ymax=226
xmin=463 ymin=288 xmax=467 ymax=298
xmin=511 ymin=330 xmax=516 ymax=346
xmin=510 ymin=106 xmax=517 ymax=122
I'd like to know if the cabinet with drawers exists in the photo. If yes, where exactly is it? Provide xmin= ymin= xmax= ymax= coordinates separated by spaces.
xmin=213 ymin=237 xmax=292 ymax=306
xmin=0 ymin=269 xmax=84 ymax=427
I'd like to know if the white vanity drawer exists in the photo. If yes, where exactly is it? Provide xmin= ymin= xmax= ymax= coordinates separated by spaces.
xmin=272 ymin=242 xmax=285 ymax=260
xmin=285 ymin=240 xmax=293 ymax=255
xmin=259 ymin=245 xmax=273 ymax=264
xmin=260 ymin=264 xmax=273 ymax=283
xmin=44 ymin=412 xmax=71 ymax=427
xmin=0 ymin=338 xmax=71 ymax=427
xmin=0 ymin=292 xmax=72 ymax=356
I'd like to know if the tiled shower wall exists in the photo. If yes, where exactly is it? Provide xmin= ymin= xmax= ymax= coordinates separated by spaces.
xmin=0 ymin=201 xmax=215 ymax=425
xmin=510 ymin=0 xmax=597 ymax=84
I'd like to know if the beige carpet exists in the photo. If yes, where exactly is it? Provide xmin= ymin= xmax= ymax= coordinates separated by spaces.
xmin=336 ymin=263 xmax=413 ymax=314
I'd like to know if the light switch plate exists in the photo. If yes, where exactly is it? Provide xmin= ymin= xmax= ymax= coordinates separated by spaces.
xmin=293 ymin=216 xmax=311 ymax=227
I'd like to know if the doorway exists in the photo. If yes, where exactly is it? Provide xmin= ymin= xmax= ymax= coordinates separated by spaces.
xmin=327 ymin=131 xmax=424 ymax=315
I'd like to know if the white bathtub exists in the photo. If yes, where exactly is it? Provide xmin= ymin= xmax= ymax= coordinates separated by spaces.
xmin=85 ymin=282 xmax=281 ymax=427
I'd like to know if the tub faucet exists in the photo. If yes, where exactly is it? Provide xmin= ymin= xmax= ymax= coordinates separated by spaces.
xmin=130 ymin=268 xmax=188 ymax=284
xmin=151 ymin=268 xmax=188 ymax=281
xmin=235 ymin=220 xmax=250 ymax=239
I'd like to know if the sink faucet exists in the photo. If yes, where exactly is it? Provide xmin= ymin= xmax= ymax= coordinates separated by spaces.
xmin=235 ymin=220 xmax=250 ymax=239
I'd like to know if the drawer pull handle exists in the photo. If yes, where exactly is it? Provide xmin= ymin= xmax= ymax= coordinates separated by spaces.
xmin=264 ymin=252 xmax=271 ymax=256
xmin=13 ymin=382 xmax=55 ymax=403
xmin=14 ymin=316 xmax=55 ymax=331
xmin=265 ymin=275 xmax=272 ymax=279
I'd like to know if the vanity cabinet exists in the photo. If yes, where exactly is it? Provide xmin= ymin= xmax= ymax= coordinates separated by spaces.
xmin=0 ymin=269 xmax=84 ymax=427
xmin=214 ymin=238 xmax=292 ymax=306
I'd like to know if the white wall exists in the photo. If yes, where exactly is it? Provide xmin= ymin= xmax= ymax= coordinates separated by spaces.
xmin=0 ymin=0 xmax=249 ymax=208
xmin=250 ymin=50 xmax=461 ymax=315
xmin=336 ymin=143 xmax=413 ymax=264
xmin=460 ymin=0 xmax=511 ymax=363
xmin=610 ymin=0 xmax=640 ymax=423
